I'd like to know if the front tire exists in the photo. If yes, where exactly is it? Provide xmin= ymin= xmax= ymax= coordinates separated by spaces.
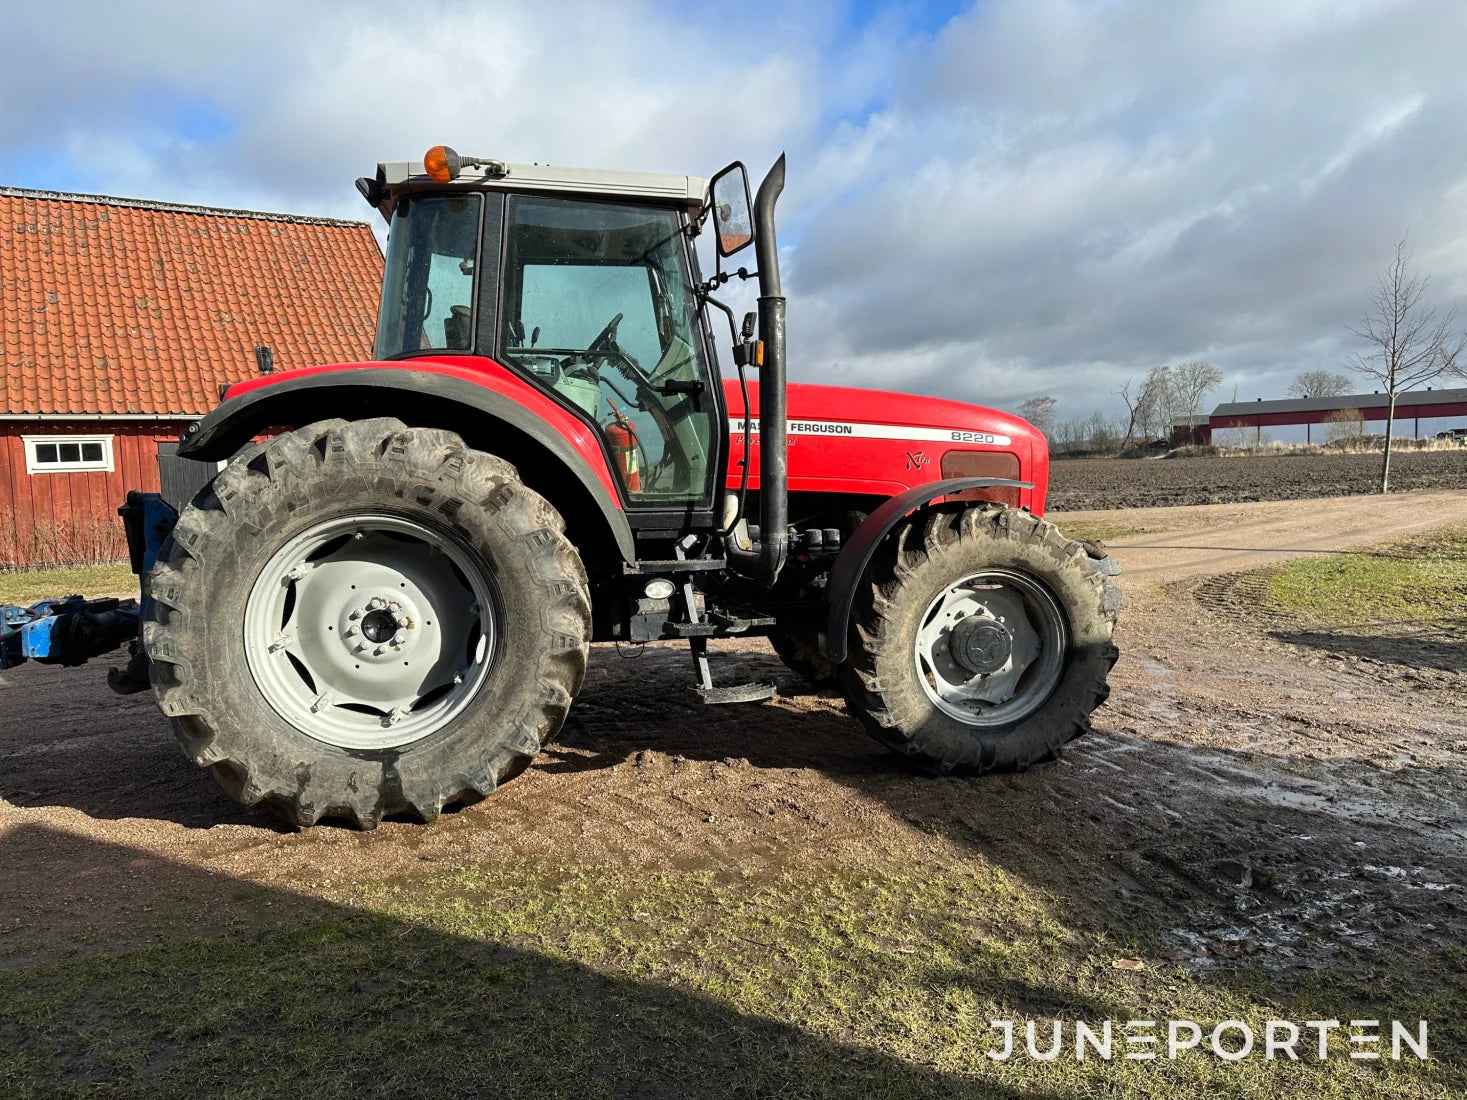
xmin=144 ymin=418 xmax=591 ymax=827
xmin=840 ymin=504 xmax=1117 ymax=773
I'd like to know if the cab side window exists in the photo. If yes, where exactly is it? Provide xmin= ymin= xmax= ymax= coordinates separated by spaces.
xmin=499 ymin=195 xmax=716 ymax=507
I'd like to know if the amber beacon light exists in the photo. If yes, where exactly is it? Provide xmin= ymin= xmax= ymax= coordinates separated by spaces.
xmin=423 ymin=145 xmax=463 ymax=182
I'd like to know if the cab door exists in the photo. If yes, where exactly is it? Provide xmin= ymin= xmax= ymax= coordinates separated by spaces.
xmin=498 ymin=194 xmax=720 ymax=509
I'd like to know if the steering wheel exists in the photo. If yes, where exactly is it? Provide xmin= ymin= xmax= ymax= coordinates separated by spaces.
xmin=588 ymin=312 xmax=624 ymax=354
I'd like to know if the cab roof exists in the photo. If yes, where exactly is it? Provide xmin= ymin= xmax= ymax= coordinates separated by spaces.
xmin=373 ymin=158 xmax=709 ymax=220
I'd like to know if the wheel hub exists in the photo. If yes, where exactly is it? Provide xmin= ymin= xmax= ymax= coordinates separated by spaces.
xmin=244 ymin=514 xmax=500 ymax=750
xmin=949 ymin=615 xmax=1012 ymax=675
xmin=912 ymin=569 xmax=1068 ymax=728
xmin=359 ymin=606 xmax=399 ymax=645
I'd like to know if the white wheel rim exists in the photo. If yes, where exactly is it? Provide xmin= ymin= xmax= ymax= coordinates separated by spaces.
xmin=244 ymin=514 xmax=500 ymax=750
xmin=913 ymin=568 xmax=1067 ymax=728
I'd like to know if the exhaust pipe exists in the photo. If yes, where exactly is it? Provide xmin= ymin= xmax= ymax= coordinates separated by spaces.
xmin=725 ymin=154 xmax=789 ymax=581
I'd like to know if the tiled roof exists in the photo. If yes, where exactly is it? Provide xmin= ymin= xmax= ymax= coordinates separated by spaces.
xmin=0 ymin=186 xmax=383 ymax=416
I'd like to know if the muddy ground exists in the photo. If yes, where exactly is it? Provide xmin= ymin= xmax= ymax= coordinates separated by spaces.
xmin=2 ymin=491 xmax=1466 ymax=989
xmin=1050 ymin=448 xmax=1467 ymax=509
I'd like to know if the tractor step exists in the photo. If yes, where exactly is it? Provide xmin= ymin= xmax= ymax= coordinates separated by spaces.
xmin=695 ymin=681 xmax=778 ymax=705
xmin=687 ymin=635 xmax=777 ymax=705
xmin=623 ymin=557 xmax=728 ymax=574
xmin=663 ymin=611 xmax=776 ymax=638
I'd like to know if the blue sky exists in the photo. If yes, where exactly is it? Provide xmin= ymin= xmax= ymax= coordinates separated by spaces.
xmin=4 ymin=0 xmax=1466 ymax=429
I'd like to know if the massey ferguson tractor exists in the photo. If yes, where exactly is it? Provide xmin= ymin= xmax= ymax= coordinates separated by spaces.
xmin=1 ymin=148 xmax=1120 ymax=828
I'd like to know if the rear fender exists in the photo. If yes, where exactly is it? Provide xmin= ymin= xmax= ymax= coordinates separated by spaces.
xmin=178 ymin=366 xmax=636 ymax=563
xmin=821 ymin=477 xmax=1032 ymax=663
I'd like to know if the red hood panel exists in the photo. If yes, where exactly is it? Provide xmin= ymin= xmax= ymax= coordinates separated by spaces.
xmin=724 ymin=378 xmax=1047 ymax=514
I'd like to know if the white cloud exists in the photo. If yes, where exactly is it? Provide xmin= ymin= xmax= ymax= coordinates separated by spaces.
xmin=5 ymin=0 xmax=1467 ymax=424
xmin=786 ymin=0 xmax=1467 ymax=417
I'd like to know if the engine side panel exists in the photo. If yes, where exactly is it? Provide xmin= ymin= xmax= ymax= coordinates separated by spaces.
xmin=723 ymin=379 xmax=1048 ymax=515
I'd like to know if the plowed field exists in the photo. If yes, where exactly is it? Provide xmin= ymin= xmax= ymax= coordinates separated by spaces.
xmin=1049 ymin=448 xmax=1467 ymax=509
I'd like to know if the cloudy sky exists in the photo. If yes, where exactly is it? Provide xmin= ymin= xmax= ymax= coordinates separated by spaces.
xmin=6 ymin=0 xmax=1467 ymax=425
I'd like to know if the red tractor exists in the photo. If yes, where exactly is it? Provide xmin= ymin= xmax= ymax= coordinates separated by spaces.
xmin=136 ymin=148 xmax=1119 ymax=827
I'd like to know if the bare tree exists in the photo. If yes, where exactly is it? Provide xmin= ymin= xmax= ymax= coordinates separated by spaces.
xmin=1051 ymin=417 xmax=1086 ymax=454
xmin=1172 ymin=360 xmax=1222 ymax=437
xmin=1287 ymin=370 xmax=1353 ymax=399
xmin=1087 ymin=410 xmax=1122 ymax=454
xmin=1116 ymin=366 xmax=1176 ymax=444
xmin=1016 ymin=396 xmax=1057 ymax=435
xmin=1349 ymin=237 xmax=1467 ymax=491
xmin=1115 ymin=379 xmax=1144 ymax=446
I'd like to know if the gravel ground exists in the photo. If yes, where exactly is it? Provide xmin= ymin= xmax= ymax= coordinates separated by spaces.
xmin=1049 ymin=449 xmax=1467 ymax=510
xmin=3 ymin=492 xmax=1466 ymax=988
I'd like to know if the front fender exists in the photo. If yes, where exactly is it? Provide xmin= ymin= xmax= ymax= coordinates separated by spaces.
xmin=821 ymin=477 xmax=1033 ymax=663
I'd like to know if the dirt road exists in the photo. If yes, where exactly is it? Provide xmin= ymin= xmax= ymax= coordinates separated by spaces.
xmin=2 ymin=494 xmax=1465 ymax=986
xmin=1057 ymin=488 xmax=1467 ymax=581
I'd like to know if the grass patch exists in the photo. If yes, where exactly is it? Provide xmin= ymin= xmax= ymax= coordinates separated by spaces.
xmin=1 ymin=859 xmax=1458 ymax=1098
xmin=1051 ymin=521 xmax=1154 ymax=544
xmin=1265 ymin=523 xmax=1467 ymax=627
xmin=0 ymin=562 xmax=134 ymax=605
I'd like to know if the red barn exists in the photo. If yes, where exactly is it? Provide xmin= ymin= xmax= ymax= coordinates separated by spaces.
xmin=0 ymin=187 xmax=383 ymax=567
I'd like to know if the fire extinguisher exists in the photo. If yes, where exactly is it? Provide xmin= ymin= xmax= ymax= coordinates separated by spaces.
xmin=605 ymin=406 xmax=641 ymax=492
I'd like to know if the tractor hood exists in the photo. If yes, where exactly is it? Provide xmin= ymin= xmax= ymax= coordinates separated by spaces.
xmin=724 ymin=379 xmax=1049 ymax=515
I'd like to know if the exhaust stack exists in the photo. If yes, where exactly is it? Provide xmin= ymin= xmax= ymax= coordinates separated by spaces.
xmin=726 ymin=154 xmax=789 ymax=581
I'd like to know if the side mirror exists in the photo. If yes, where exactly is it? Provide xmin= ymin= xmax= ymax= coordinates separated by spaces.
xmin=709 ymin=162 xmax=755 ymax=257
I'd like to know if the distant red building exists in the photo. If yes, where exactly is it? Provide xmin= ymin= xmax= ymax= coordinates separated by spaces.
xmin=1169 ymin=388 xmax=1467 ymax=447
xmin=1207 ymin=388 xmax=1467 ymax=443
xmin=0 ymin=187 xmax=383 ymax=566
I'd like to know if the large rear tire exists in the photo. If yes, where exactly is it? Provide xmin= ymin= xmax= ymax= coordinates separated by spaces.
xmin=144 ymin=418 xmax=591 ymax=827
xmin=840 ymin=503 xmax=1117 ymax=773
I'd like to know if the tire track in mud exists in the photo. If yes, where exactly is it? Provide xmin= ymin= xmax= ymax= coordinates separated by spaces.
xmin=1078 ymin=550 xmax=1467 ymax=972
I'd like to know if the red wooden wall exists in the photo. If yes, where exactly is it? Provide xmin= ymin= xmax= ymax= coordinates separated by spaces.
xmin=0 ymin=421 xmax=187 ymax=567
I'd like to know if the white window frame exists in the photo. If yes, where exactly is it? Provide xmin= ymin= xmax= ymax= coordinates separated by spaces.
xmin=22 ymin=434 xmax=115 ymax=474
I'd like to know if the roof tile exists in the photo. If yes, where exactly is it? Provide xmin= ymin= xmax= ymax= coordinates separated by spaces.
xmin=0 ymin=187 xmax=383 ymax=416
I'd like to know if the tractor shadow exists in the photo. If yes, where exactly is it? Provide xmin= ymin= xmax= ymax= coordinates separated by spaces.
xmin=0 ymin=823 xmax=1076 ymax=1098
xmin=1267 ymin=627 xmax=1466 ymax=671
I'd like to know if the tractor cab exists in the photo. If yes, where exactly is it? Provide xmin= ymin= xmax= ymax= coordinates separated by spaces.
xmin=363 ymin=152 xmax=734 ymax=512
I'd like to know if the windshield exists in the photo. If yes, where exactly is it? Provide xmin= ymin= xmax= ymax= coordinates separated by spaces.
xmin=499 ymin=195 xmax=718 ymax=506
xmin=375 ymin=193 xmax=481 ymax=358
